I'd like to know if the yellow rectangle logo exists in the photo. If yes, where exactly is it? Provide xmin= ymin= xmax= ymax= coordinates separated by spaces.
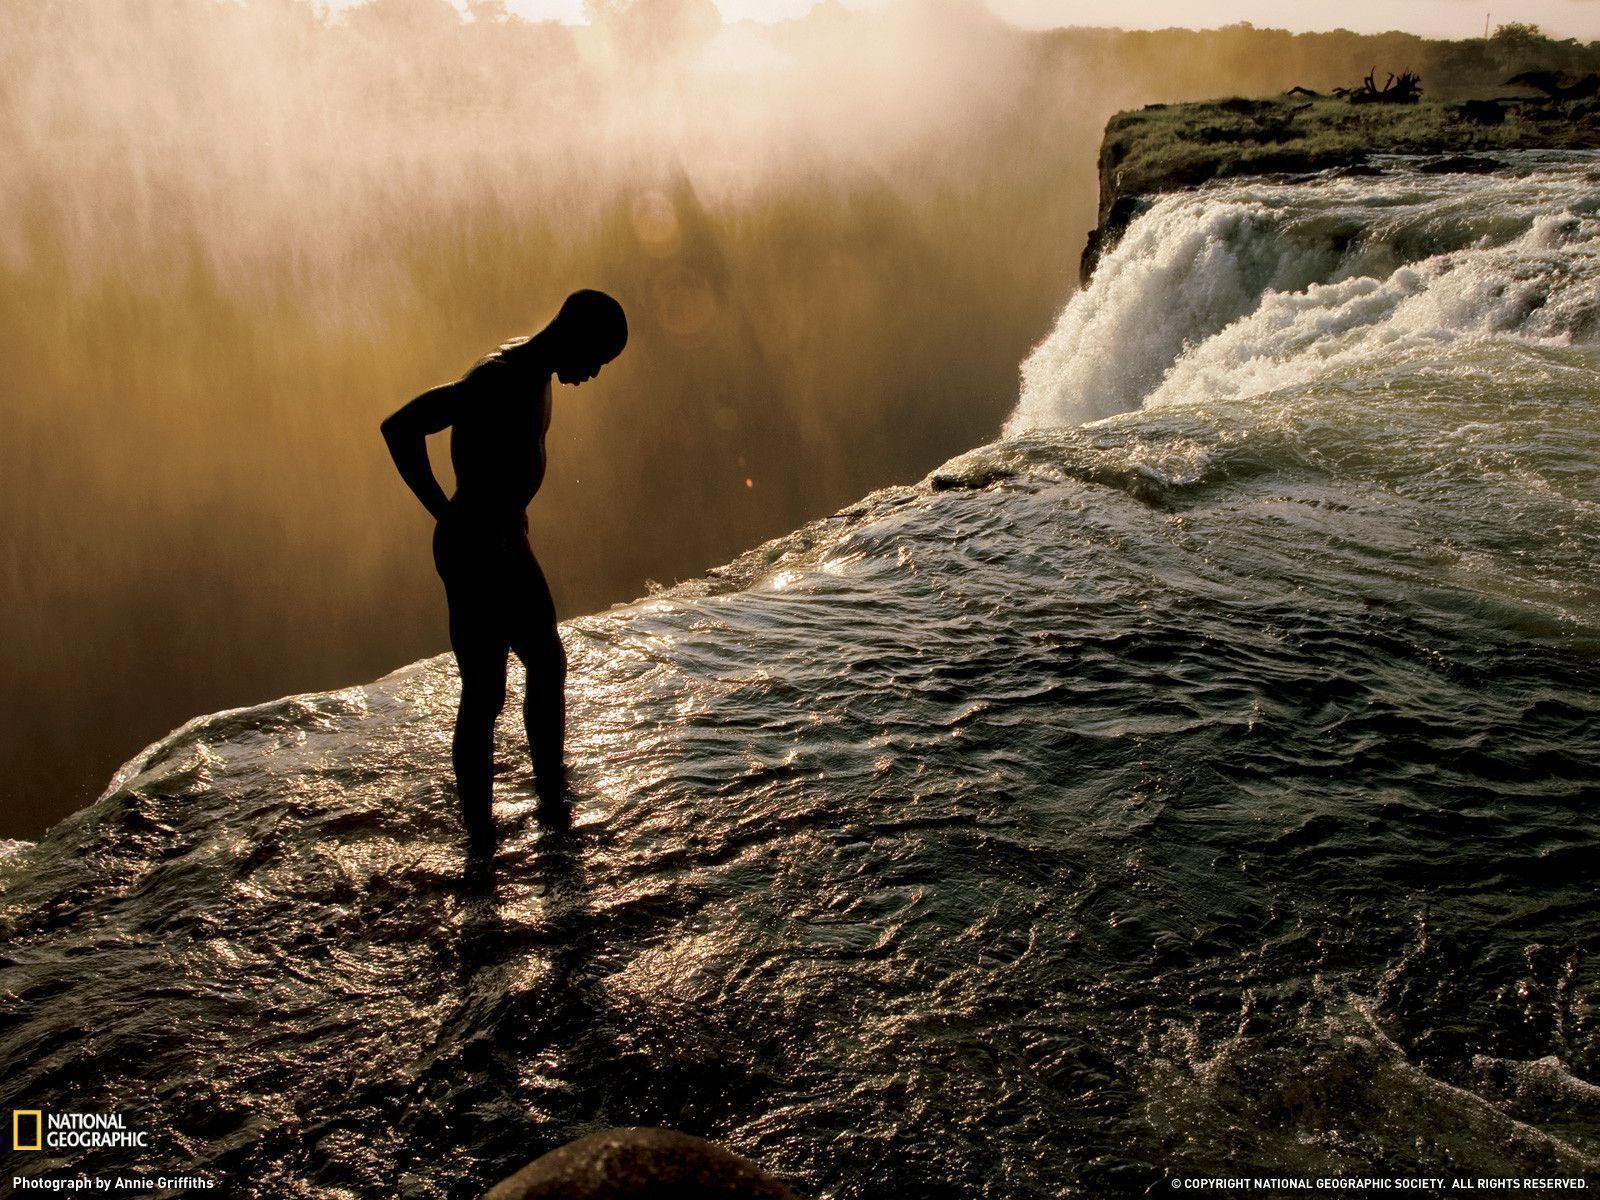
xmin=13 ymin=1108 xmax=42 ymax=1151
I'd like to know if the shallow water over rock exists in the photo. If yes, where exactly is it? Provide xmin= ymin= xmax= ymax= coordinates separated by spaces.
xmin=4 ymin=157 xmax=1599 ymax=1197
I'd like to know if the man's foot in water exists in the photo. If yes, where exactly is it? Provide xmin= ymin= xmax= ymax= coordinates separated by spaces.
xmin=463 ymin=821 xmax=497 ymax=887
xmin=462 ymin=854 xmax=494 ymax=890
xmin=534 ymin=768 xmax=572 ymax=828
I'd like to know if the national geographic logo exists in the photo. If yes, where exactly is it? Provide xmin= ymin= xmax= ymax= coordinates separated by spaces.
xmin=13 ymin=1110 xmax=42 ymax=1151
xmin=11 ymin=1109 xmax=150 ymax=1151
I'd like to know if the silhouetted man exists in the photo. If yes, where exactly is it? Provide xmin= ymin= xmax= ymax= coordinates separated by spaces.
xmin=382 ymin=290 xmax=628 ymax=872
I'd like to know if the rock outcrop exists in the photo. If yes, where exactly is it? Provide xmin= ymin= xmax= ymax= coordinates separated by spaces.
xmin=1081 ymin=95 xmax=1600 ymax=281
xmin=486 ymin=1128 xmax=802 ymax=1200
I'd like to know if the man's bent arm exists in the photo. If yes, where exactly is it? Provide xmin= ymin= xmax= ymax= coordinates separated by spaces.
xmin=381 ymin=384 xmax=457 ymax=522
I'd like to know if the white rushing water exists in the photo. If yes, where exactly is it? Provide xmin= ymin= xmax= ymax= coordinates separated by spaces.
xmin=1009 ymin=154 xmax=1600 ymax=430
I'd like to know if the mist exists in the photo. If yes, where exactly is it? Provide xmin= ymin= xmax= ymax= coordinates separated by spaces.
xmin=1 ymin=0 xmax=1575 ymax=836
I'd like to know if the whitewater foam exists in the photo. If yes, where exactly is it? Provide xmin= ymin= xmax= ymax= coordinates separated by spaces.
xmin=1009 ymin=154 xmax=1600 ymax=431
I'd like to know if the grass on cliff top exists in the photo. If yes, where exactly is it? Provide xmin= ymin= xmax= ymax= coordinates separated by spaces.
xmin=1101 ymin=97 xmax=1600 ymax=210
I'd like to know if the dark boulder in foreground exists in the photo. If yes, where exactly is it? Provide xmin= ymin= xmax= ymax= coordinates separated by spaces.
xmin=486 ymin=1129 xmax=802 ymax=1200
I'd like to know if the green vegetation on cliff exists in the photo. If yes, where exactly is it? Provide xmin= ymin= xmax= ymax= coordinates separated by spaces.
xmin=1101 ymin=97 xmax=1600 ymax=213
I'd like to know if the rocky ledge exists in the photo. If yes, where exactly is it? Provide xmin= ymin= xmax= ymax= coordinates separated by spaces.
xmin=1083 ymin=94 xmax=1600 ymax=280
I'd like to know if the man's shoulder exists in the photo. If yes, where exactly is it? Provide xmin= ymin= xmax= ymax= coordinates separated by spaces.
xmin=466 ymin=342 xmax=548 ymax=388
xmin=462 ymin=356 xmax=517 ymax=394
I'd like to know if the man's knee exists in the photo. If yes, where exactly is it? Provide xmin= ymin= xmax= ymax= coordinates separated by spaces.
xmin=459 ymin=676 xmax=507 ymax=721
xmin=521 ymin=633 xmax=566 ymax=679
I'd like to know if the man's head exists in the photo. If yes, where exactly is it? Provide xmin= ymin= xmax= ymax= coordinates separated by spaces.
xmin=546 ymin=289 xmax=628 ymax=385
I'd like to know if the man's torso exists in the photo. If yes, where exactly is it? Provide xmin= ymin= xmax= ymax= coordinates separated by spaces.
xmin=447 ymin=356 xmax=552 ymax=521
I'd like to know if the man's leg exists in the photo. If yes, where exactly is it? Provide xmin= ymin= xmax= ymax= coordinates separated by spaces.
xmin=450 ymin=616 xmax=509 ymax=858
xmin=518 ymin=627 xmax=566 ymax=807
xmin=510 ymin=549 xmax=566 ymax=811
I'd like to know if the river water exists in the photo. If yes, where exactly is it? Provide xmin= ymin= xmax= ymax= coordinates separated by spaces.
xmin=3 ymin=153 xmax=1598 ymax=1197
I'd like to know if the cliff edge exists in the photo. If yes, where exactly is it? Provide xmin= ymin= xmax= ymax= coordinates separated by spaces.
xmin=1082 ymin=94 xmax=1600 ymax=281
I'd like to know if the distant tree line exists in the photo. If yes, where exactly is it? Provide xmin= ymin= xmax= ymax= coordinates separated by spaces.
xmin=1037 ymin=20 xmax=1600 ymax=103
